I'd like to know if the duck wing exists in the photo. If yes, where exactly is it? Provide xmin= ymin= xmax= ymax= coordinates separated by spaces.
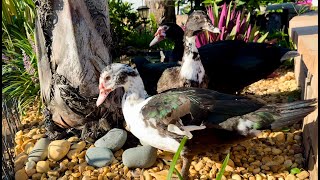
xmin=140 ymin=87 xmax=316 ymax=140
xmin=140 ymin=87 xmax=263 ymax=139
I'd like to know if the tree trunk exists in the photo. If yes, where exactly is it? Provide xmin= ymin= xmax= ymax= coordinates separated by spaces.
xmin=145 ymin=0 xmax=176 ymax=24
xmin=35 ymin=0 xmax=124 ymax=140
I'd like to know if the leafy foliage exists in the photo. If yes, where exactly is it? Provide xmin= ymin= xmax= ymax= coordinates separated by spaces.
xmin=2 ymin=0 xmax=40 ymax=115
xmin=195 ymin=2 xmax=269 ymax=48
xmin=109 ymin=0 xmax=174 ymax=57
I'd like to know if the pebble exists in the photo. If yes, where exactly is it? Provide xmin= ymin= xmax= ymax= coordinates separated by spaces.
xmin=14 ymin=154 xmax=28 ymax=172
xmin=296 ymin=170 xmax=309 ymax=179
xmin=85 ymin=147 xmax=114 ymax=167
xmin=122 ymin=145 xmax=157 ymax=168
xmin=15 ymin=168 xmax=28 ymax=180
xmin=285 ymin=174 xmax=296 ymax=180
xmin=274 ymin=132 xmax=286 ymax=143
xmin=253 ymin=167 xmax=261 ymax=174
xmin=195 ymin=161 xmax=204 ymax=171
xmin=67 ymin=141 xmax=86 ymax=159
xmin=284 ymin=159 xmax=293 ymax=168
xmin=28 ymin=138 xmax=50 ymax=162
xmin=36 ymin=161 xmax=50 ymax=173
xmin=272 ymin=148 xmax=282 ymax=155
xmin=48 ymin=140 xmax=71 ymax=161
xmin=94 ymin=128 xmax=127 ymax=151
xmin=25 ymin=160 xmax=36 ymax=176
xmin=232 ymin=174 xmax=242 ymax=180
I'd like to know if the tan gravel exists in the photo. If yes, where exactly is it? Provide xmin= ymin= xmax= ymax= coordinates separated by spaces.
xmin=14 ymin=66 xmax=310 ymax=180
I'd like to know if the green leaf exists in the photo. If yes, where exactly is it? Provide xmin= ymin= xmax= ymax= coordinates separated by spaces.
xmin=282 ymin=127 xmax=291 ymax=132
xmin=216 ymin=153 xmax=230 ymax=180
xmin=167 ymin=136 xmax=188 ymax=180
xmin=213 ymin=2 xmax=219 ymax=27
xmin=290 ymin=168 xmax=301 ymax=175
xmin=257 ymin=32 xmax=269 ymax=43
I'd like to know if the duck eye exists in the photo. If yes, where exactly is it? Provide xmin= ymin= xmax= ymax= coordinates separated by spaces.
xmin=105 ymin=76 xmax=111 ymax=81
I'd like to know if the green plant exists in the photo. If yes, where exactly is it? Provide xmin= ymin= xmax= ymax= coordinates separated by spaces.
xmin=196 ymin=2 xmax=269 ymax=48
xmin=108 ymin=0 xmax=144 ymax=57
xmin=216 ymin=153 xmax=230 ymax=180
xmin=290 ymin=167 xmax=301 ymax=175
xmin=2 ymin=0 xmax=40 ymax=115
xmin=167 ymin=136 xmax=188 ymax=180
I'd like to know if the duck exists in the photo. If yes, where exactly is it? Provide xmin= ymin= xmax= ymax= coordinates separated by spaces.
xmin=96 ymin=62 xmax=317 ymax=179
xmin=133 ymin=13 xmax=300 ymax=95
xmin=157 ymin=10 xmax=220 ymax=93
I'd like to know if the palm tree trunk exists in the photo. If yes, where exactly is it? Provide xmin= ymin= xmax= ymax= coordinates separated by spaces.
xmin=35 ymin=0 xmax=124 ymax=140
xmin=145 ymin=0 xmax=176 ymax=24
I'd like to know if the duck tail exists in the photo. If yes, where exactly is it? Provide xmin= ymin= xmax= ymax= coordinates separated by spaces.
xmin=280 ymin=50 xmax=300 ymax=62
xmin=255 ymin=98 xmax=317 ymax=130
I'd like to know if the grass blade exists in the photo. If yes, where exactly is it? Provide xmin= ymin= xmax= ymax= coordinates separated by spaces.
xmin=216 ymin=153 xmax=230 ymax=180
xmin=167 ymin=136 xmax=188 ymax=180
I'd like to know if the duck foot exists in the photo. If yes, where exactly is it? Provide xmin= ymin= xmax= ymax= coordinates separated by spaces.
xmin=181 ymin=155 xmax=193 ymax=180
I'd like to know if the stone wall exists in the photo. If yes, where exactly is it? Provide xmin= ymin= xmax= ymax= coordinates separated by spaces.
xmin=289 ymin=10 xmax=318 ymax=179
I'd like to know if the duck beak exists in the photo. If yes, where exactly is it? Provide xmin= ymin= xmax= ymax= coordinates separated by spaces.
xmin=96 ymin=82 xmax=112 ymax=107
xmin=149 ymin=35 xmax=165 ymax=47
xmin=203 ymin=22 xmax=220 ymax=34
xmin=149 ymin=28 xmax=166 ymax=47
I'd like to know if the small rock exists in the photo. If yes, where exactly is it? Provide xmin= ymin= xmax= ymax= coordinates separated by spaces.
xmin=272 ymin=148 xmax=282 ymax=155
xmin=25 ymin=160 xmax=36 ymax=176
xmin=274 ymin=132 xmax=285 ymax=143
xmin=253 ymin=168 xmax=261 ymax=174
xmin=94 ymin=128 xmax=127 ymax=151
xmin=32 ymin=134 xmax=45 ymax=140
xmin=195 ymin=161 xmax=204 ymax=171
xmin=232 ymin=174 xmax=242 ymax=180
xmin=67 ymin=136 xmax=79 ymax=143
xmin=285 ymin=174 xmax=296 ymax=180
xmin=67 ymin=141 xmax=86 ymax=159
xmin=36 ymin=161 xmax=50 ymax=173
xmin=293 ymin=135 xmax=301 ymax=141
xmin=14 ymin=154 xmax=28 ymax=172
xmin=286 ymin=133 xmax=294 ymax=142
xmin=48 ymin=140 xmax=71 ymax=161
xmin=296 ymin=170 xmax=309 ymax=179
xmin=15 ymin=169 xmax=28 ymax=180
xmin=122 ymin=145 xmax=157 ymax=168
xmin=283 ymin=160 xmax=293 ymax=168
xmin=28 ymin=138 xmax=51 ymax=162
xmin=228 ymin=159 xmax=235 ymax=167
xmin=85 ymin=147 xmax=114 ymax=167
xmin=255 ymin=174 xmax=262 ymax=180
xmin=31 ymin=173 xmax=42 ymax=180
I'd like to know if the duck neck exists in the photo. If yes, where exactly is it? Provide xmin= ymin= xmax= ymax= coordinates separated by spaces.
xmin=122 ymin=76 xmax=149 ymax=108
xmin=179 ymin=35 xmax=205 ymax=83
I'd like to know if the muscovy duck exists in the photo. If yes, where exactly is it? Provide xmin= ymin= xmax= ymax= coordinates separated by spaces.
xmin=134 ymin=16 xmax=300 ymax=95
xmin=157 ymin=10 xmax=220 ymax=93
xmin=96 ymin=63 xmax=317 ymax=179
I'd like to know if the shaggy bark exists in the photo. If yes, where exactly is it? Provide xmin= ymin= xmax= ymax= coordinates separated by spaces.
xmin=145 ymin=0 xmax=176 ymax=24
xmin=34 ymin=0 xmax=124 ymax=140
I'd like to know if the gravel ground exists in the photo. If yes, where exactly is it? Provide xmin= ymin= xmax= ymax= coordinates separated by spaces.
xmin=13 ymin=66 xmax=310 ymax=180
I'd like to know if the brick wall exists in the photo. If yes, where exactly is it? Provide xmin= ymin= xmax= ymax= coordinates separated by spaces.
xmin=289 ymin=11 xmax=318 ymax=179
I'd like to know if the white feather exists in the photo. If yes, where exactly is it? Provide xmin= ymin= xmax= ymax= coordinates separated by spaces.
xmin=179 ymin=36 xmax=205 ymax=83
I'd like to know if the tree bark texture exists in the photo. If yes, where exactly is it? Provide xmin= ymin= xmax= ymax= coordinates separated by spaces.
xmin=145 ymin=0 xmax=176 ymax=24
xmin=35 ymin=0 xmax=124 ymax=140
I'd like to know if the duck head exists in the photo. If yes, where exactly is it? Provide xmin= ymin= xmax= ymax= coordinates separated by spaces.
xmin=149 ymin=10 xmax=220 ymax=46
xmin=96 ymin=63 xmax=140 ymax=106
xmin=149 ymin=22 xmax=184 ymax=47
xmin=184 ymin=10 xmax=220 ymax=37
